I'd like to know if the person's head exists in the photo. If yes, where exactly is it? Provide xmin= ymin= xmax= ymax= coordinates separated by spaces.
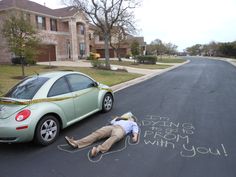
xmin=120 ymin=112 xmax=136 ymax=122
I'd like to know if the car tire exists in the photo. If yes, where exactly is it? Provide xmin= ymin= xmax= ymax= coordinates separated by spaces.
xmin=34 ymin=115 xmax=60 ymax=146
xmin=102 ymin=93 xmax=113 ymax=112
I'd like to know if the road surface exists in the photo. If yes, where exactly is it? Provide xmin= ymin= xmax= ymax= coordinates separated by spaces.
xmin=0 ymin=57 xmax=235 ymax=177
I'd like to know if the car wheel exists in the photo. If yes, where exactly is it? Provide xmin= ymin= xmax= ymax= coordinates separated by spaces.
xmin=102 ymin=93 xmax=113 ymax=112
xmin=34 ymin=115 xmax=60 ymax=146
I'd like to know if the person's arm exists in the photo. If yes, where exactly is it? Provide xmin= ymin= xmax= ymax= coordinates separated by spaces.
xmin=132 ymin=123 xmax=139 ymax=142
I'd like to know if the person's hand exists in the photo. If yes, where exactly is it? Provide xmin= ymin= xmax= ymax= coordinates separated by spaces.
xmin=132 ymin=133 xmax=138 ymax=143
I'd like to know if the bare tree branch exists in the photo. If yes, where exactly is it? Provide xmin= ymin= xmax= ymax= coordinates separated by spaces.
xmin=64 ymin=0 xmax=141 ymax=69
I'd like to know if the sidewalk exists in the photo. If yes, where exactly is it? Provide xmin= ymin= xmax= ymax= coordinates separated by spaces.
xmin=37 ymin=59 xmax=190 ymax=92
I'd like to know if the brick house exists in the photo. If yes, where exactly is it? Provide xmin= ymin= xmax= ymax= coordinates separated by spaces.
xmin=0 ymin=0 xmax=146 ymax=63
xmin=0 ymin=0 xmax=90 ymax=63
xmin=89 ymin=24 xmax=146 ymax=58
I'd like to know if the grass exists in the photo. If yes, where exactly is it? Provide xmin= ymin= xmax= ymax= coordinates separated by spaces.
xmin=156 ymin=57 xmax=186 ymax=63
xmin=0 ymin=64 xmax=142 ymax=95
xmin=110 ymin=60 xmax=172 ymax=69
xmin=88 ymin=57 xmax=186 ymax=69
xmin=91 ymin=60 xmax=172 ymax=69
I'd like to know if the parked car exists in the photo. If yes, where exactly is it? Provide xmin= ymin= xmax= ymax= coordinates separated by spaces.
xmin=90 ymin=52 xmax=101 ymax=59
xmin=0 ymin=71 xmax=114 ymax=146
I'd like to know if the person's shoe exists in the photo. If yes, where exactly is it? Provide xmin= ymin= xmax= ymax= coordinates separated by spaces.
xmin=90 ymin=147 xmax=98 ymax=157
xmin=65 ymin=136 xmax=78 ymax=148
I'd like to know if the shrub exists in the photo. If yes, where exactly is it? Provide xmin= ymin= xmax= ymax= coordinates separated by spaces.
xmin=25 ymin=58 xmax=36 ymax=65
xmin=11 ymin=57 xmax=26 ymax=65
xmin=11 ymin=57 xmax=36 ymax=65
xmin=125 ymin=53 xmax=131 ymax=59
xmin=87 ymin=55 xmax=94 ymax=60
xmin=90 ymin=60 xmax=105 ymax=68
xmin=137 ymin=55 xmax=157 ymax=64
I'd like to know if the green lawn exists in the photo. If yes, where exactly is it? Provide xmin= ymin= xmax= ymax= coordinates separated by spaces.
xmin=94 ymin=60 xmax=172 ymax=69
xmin=156 ymin=57 xmax=186 ymax=63
xmin=0 ymin=64 xmax=142 ymax=95
xmin=88 ymin=57 xmax=186 ymax=69
xmin=87 ymin=60 xmax=172 ymax=69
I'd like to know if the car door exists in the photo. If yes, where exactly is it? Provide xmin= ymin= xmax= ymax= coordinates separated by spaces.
xmin=47 ymin=76 xmax=75 ymax=123
xmin=65 ymin=74 xmax=99 ymax=123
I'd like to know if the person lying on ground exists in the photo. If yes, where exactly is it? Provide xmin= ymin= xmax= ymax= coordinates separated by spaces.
xmin=65 ymin=112 xmax=139 ymax=157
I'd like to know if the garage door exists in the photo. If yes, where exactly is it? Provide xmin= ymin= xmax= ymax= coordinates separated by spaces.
xmin=36 ymin=45 xmax=56 ymax=62
xmin=96 ymin=49 xmax=115 ymax=58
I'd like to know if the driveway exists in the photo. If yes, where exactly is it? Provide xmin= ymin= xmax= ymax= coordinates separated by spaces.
xmin=0 ymin=57 xmax=235 ymax=177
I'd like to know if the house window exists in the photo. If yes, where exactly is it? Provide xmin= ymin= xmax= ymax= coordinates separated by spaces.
xmin=50 ymin=18 xmax=57 ymax=31
xmin=80 ymin=25 xmax=85 ymax=35
xmin=79 ymin=43 xmax=85 ymax=56
xmin=36 ymin=15 xmax=46 ymax=30
xmin=99 ymin=34 xmax=104 ymax=41
xmin=89 ymin=33 xmax=92 ymax=40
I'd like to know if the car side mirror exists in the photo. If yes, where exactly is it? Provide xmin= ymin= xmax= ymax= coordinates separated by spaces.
xmin=93 ymin=82 xmax=98 ymax=87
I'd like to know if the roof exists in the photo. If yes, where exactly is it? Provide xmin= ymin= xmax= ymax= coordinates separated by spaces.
xmin=0 ymin=0 xmax=78 ymax=18
xmin=127 ymin=35 xmax=146 ymax=46
xmin=38 ymin=71 xmax=83 ymax=79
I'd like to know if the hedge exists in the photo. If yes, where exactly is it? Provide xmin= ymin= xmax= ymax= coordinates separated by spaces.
xmin=11 ymin=57 xmax=36 ymax=65
xmin=137 ymin=55 xmax=157 ymax=64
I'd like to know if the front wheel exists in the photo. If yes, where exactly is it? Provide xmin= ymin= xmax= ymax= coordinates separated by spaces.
xmin=34 ymin=115 xmax=60 ymax=146
xmin=102 ymin=93 xmax=113 ymax=112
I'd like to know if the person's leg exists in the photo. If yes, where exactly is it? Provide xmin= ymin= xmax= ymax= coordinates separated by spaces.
xmin=92 ymin=126 xmax=125 ymax=155
xmin=75 ymin=126 xmax=113 ymax=148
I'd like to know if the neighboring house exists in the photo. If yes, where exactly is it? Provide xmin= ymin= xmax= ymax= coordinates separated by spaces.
xmin=0 ymin=0 xmax=90 ymax=63
xmin=126 ymin=35 xmax=147 ymax=56
xmin=89 ymin=24 xmax=146 ymax=58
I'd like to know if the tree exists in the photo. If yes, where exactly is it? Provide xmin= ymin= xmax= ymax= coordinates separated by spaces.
xmin=131 ymin=40 xmax=140 ymax=58
xmin=2 ymin=13 xmax=40 ymax=77
xmin=218 ymin=42 xmax=236 ymax=58
xmin=65 ymin=0 xmax=141 ymax=69
xmin=165 ymin=42 xmax=178 ymax=56
xmin=186 ymin=44 xmax=203 ymax=56
xmin=110 ymin=11 xmax=137 ymax=61
xmin=147 ymin=39 xmax=166 ymax=58
xmin=110 ymin=26 xmax=127 ymax=61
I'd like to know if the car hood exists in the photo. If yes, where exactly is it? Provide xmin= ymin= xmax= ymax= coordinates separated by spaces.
xmin=0 ymin=97 xmax=28 ymax=119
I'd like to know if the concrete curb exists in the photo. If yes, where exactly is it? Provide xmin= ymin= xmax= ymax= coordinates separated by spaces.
xmin=112 ymin=60 xmax=190 ymax=92
xmin=203 ymin=56 xmax=236 ymax=67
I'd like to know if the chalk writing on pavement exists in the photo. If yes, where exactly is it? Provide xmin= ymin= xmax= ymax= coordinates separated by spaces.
xmin=141 ymin=115 xmax=228 ymax=158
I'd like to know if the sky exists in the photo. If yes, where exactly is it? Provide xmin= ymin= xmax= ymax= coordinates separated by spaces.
xmin=32 ymin=0 xmax=236 ymax=51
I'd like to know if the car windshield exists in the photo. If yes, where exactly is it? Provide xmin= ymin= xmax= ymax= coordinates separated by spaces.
xmin=5 ymin=76 xmax=49 ymax=99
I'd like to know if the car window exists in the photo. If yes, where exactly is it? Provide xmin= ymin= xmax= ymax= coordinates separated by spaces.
xmin=5 ymin=77 xmax=49 ymax=99
xmin=48 ymin=77 xmax=70 ymax=97
xmin=66 ymin=74 xmax=94 ymax=92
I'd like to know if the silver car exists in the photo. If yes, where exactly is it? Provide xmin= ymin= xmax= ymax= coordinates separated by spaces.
xmin=0 ymin=71 xmax=114 ymax=146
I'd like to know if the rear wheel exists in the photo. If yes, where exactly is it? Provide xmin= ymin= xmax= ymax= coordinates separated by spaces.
xmin=102 ymin=93 xmax=113 ymax=112
xmin=34 ymin=115 xmax=60 ymax=146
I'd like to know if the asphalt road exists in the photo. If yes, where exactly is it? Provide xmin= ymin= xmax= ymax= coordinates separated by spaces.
xmin=0 ymin=57 xmax=236 ymax=177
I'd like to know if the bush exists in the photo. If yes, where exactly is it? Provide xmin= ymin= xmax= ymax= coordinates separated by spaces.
xmin=11 ymin=57 xmax=26 ymax=65
xmin=125 ymin=53 xmax=131 ymax=59
xmin=137 ymin=55 xmax=157 ymax=64
xmin=90 ymin=60 xmax=105 ymax=68
xmin=25 ymin=58 xmax=36 ymax=65
xmin=11 ymin=57 xmax=36 ymax=65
